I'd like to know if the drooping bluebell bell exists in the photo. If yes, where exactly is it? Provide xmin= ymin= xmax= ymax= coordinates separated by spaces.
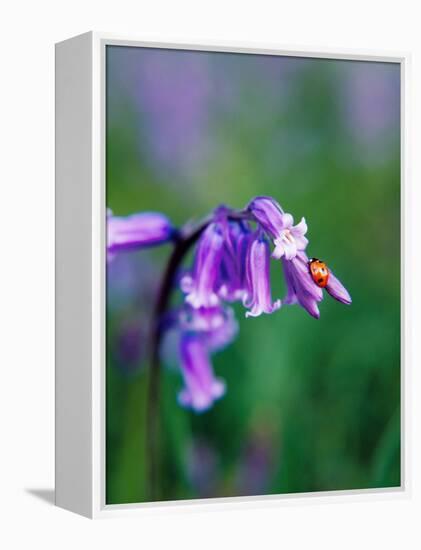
xmin=107 ymin=210 xmax=174 ymax=260
xmin=179 ymin=304 xmax=238 ymax=352
xmin=181 ymin=223 xmax=224 ymax=309
xmin=177 ymin=332 xmax=226 ymax=412
xmin=175 ymin=303 xmax=238 ymax=412
xmin=217 ymin=221 xmax=251 ymax=303
xmin=248 ymin=196 xmax=308 ymax=260
xmin=243 ymin=232 xmax=281 ymax=318
xmin=173 ymin=286 xmax=239 ymax=411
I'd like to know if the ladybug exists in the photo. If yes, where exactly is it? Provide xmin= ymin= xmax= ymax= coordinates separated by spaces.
xmin=308 ymin=258 xmax=329 ymax=288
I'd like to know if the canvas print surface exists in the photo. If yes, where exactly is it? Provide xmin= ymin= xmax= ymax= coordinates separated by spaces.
xmin=106 ymin=45 xmax=401 ymax=504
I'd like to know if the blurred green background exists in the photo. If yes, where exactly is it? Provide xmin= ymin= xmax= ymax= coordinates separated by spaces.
xmin=106 ymin=46 xmax=400 ymax=504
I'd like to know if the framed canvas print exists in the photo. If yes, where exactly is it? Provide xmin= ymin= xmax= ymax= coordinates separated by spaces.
xmin=55 ymin=32 xmax=408 ymax=518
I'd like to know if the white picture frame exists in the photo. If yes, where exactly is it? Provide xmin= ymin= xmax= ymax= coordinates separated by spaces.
xmin=55 ymin=31 xmax=409 ymax=519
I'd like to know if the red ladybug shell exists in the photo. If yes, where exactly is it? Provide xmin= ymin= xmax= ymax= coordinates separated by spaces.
xmin=309 ymin=258 xmax=329 ymax=288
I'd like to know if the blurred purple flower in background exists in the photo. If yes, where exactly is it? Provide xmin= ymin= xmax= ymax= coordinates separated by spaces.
xmin=112 ymin=318 xmax=145 ymax=375
xmin=107 ymin=49 xmax=313 ymax=185
xmin=205 ymin=307 xmax=239 ymax=352
xmin=342 ymin=61 xmax=400 ymax=162
xmin=114 ymin=48 xmax=212 ymax=179
xmin=178 ymin=333 xmax=226 ymax=412
xmin=236 ymin=428 xmax=277 ymax=496
xmin=175 ymin=304 xmax=238 ymax=412
xmin=107 ymin=194 xmax=351 ymax=412
xmin=186 ymin=439 xmax=218 ymax=497
xmin=179 ymin=305 xmax=238 ymax=353
xmin=107 ymin=251 xmax=157 ymax=312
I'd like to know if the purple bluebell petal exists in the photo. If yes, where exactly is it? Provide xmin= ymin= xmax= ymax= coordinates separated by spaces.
xmin=107 ymin=211 xmax=174 ymax=256
xmin=180 ymin=304 xmax=226 ymax=333
xmin=184 ymin=223 xmax=224 ymax=309
xmin=205 ymin=307 xmax=239 ymax=352
xmin=248 ymin=197 xmax=308 ymax=260
xmin=280 ymin=212 xmax=294 ymax=228
xmin=217 ymin=247 xmax=241 ymax=302
xmin=179 ymin=305 xmax=239 ymax=352
xmin=243 ymin=234 xmax=281 ymax=318
xmin=247 ymin=196 xmax=286 ymax=237
xmin=326 ymin=271 xmax=352 ymax=304
xmin=272 ymin=214 xmax=308 ymax=260
xmin=175 ymin=303 xmax=238 ymax=411
xmin=180 ymin=273 xmax=194 ymax=294
xmin=282 ymin=260 xmax=299 ymax=306
xmin=295 ymin=291 xmax=321 ymax=319
xmin=217 ymin=221 xmax=251 ymax=303
xmin=290 ymin=217 xmax=309 ymax=250
xmin=273 ymin=235 xmax=296 ymax=261
xmin=178 ymin=333 xmax=225 ymax=413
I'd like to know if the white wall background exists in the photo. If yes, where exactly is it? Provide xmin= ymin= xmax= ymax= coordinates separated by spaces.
xmin=0 ymin=1 xmax=419 ymax=547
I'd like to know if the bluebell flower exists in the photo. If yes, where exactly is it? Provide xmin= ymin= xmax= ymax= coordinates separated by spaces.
xmin=177 ymin=333 xmax=226 ymax=412
xmin=176 ymin=304 xmax=237 ymax=412
xmin=248 ymin=196 xmax=308 ymax=260
xmin=243 ymin=232 xmax=281 ymax=318
xmin=181 ymin=223 xmax=224 ymax=309
xmin=179 ymin=304 xmax=238 ymax=351
xmin=107 ymin=210 xmax=174 ymax=260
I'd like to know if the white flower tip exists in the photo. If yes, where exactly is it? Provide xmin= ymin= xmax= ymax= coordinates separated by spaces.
xmin=307 ymin=305 xmax=320 ymax=319
xmin=209 ymin=294 xmax=219 ymax=307
xmin=272 ymin=241 xmax=284 ymax=260
xmin=272 ymin=299 xmax=282 ymax=312
xmin=284 ymin=248 xmax=297 ymax=261
xmin=212 ymin=379 xmax=226 ymax=399
xmin=180 ymin=275 xmax=193 ymax=293
xmin=245 ymin=310 xmax=260 ymax=318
